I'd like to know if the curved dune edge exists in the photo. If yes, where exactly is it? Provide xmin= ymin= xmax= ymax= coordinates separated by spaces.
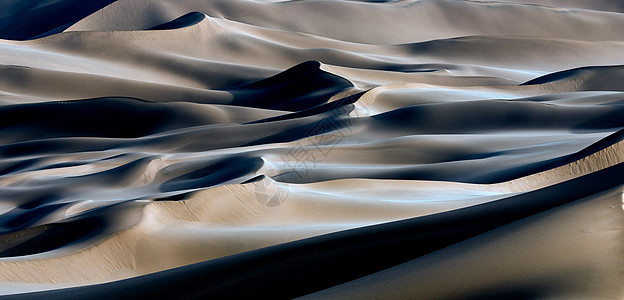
xmin=65 ymin=0 xmax=624 ymax=43
xmin=0 ymin=127 xmax=622 ymax=288
xmin=0 ymin=59 xmax=622 ymax=293
xmin=147 ymin=12 xmax=206 ymax=31
xmin=4 ymin=162 xmax=624 ymax=298
xmin=1 ymin=0 xmax=624 ymax=297
xmin=493 ymin=131 xmax=624 ymax=192
xmin=302 ymin=184 xmax=624 ymax=300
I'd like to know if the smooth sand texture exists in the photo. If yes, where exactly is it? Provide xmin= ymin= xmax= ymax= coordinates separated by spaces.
xmin=0 ymin=0 xmax=623 ymax=298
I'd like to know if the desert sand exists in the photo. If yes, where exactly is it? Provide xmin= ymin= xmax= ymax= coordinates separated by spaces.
xmin=0 ymin=0 xmax=623 ymax=298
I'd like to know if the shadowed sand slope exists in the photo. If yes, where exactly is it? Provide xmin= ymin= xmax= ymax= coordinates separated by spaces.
xmin=0 ymin=0 xmax=117 ymax=40
xmin=6 ymin=163 xmax=624 ymax=299
xmin=0 ymin=0 xmax=624 ymax=298
xmin=522 ymin=65 xmax=624 ymax=91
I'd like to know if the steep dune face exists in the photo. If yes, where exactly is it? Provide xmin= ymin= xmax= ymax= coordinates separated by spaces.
xmin=0 ymin=0 xmax=116 ymax=40
xmin=0 ymin=0 xmax=623 ymax=298
xmin=68 ymin=0 xmax=624 ymax=43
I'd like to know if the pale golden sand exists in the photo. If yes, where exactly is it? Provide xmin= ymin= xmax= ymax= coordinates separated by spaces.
xmin=1 ymin=0 xmax=623 ymax=298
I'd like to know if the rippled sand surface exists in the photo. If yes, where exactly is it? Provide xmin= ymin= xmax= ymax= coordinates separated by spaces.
xmin=1 ymin=1 xmax=624 ymax=298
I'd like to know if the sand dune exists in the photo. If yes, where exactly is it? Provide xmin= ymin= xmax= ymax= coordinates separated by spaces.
xmin=0 ymin=0 xmax=623 ymax=298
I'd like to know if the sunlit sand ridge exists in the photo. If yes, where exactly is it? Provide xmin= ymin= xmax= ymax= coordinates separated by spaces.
xmin=0 ymin=0 xmax=623 ymax=298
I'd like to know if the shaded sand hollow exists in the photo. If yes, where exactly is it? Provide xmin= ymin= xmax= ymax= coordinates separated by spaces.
xmin=0 ymin=0 xmax=624 ymax=298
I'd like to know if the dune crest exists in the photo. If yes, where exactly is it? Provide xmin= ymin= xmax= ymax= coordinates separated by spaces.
xmin=1 ymin=0 xmax=624 ymax=298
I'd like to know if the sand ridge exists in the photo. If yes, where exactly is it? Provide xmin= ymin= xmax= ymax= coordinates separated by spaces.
xmin=0 ymin=0 xmax=623 ymax=298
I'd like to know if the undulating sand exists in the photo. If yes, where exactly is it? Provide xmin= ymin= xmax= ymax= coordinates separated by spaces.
xmin=1 ymin=0 xmax=624 ymax=298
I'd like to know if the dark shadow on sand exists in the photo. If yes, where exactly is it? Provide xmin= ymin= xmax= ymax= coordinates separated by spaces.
xmin=9 ymin=162 xmax=624 ymax=299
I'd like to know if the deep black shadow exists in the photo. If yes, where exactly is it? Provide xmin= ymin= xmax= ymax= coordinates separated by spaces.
xmin=0 ymin=0 xmax=118 ymax=40
xmin=227 ymin=61 xmax=353 ymax=111
xmin=148 ymin=12 xmax=205 ymax=30
xmin=8 ymin=162 xmax=624 ymax=299
xmin=0 ymin=97 xmax=212 ymax=143
xmin=0 ymin=201 xmax=143 ymax=257
xmin=160 ymin=156 xmax=264 ymax=193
